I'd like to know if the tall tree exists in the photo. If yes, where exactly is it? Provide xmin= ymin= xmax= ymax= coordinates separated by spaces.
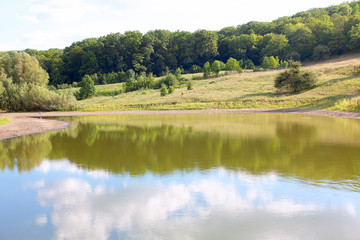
xmin=193 ymin=30 xmax=218 ymax=65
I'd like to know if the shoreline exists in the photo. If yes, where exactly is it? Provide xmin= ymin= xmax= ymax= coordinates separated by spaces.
xmin=1 ymin=108 xmax=360 ymax=140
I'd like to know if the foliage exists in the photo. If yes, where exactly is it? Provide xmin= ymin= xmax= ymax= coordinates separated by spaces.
xmin=243 ymin=59 xmax=255 ymax=69
xmin=174 ymin=68 xmax=182 ymax=78
xmin=0 ymin=52 xmax=75 ymax=111
xmin=160 ymin=83 xmax=168 ymax=96
xmin=168 ymin=86 xmax=175 ymax=94
xmin=226 ymin=57 xmax=243 ymax=72
xmin=203 ymin=62 xmax=211 ymax=78
xmin=18 ymin=1 xmax=360 ymax=90
xmin=268 ymin=56 xmax=279 ymax=69
xmin=313 ymin=45 xmax=331 ymax=61
xmin=75 ymin=75 xmax=96 ymax=100
xmin=274 ymin=61 xmax=317 ymax=93
xmin=162 ymin=74 xmax=179 ymax=87
xmin=211 ymin=60 xmax=221 ymax=77
xmin=280 ymin=60 xmax=289 ymax=68
xmin=187 ymin=80 xmax=193 ymax=90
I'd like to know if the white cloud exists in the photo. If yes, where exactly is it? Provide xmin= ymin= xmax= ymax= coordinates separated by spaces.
xmin=36 ymin=214 xmax=48 ymax=226
xmin=27 ymin=0 xmax=102 ymax=23
xmin=18 ymin=14 xmax=39 ymax=23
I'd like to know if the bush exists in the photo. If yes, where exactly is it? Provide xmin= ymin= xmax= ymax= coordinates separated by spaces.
xmin=203 ymin=62 xmax=211 ymax=78
xmin=243 ymin=59 xmax=255 ymax=70
xmin=160 ymin=83 xmax=168 ymax=96
xmin=123 ymin=78 xmax=138 ymax=92
xmin=163 ymin=74 xmax=179 ymax=87
xmin=226 ymin=57 xmax=243 ymax=72
xmin=75 ymin=75 xmax=96 ymax=100
xmin=0 ymin=51 xmax=75 ymax=111
xmin=189 ymin=65 xmax=202 ymax=73
xmin=211 ymin=61 xmax=221 ymax=77
xmin=274 ymin=61 xmax=317 ymax=94
xmin=168 ymin=86 xmax=175 ymax=94
xmin=0 ymin=79 xmax=75 ymax=111
xmin=313 ymin=45 xmax=330 ymax=61
xmin=187 ymin=80 xmax=193 ymax=90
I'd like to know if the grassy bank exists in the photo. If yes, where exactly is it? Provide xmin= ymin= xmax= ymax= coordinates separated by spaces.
xmin=72 ymin=54 xmax=360 ymax=112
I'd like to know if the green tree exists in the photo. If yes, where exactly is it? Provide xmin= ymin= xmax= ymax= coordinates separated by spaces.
xmin=260 ymin=33 xmax=289 ymax=59
xmin=268 ymin=56 xmax=279 ymax=69
xmin=347 ymin=23 xmax=360 ymax=50
xmin=313 ymin=45 xmax=331 ymax=61
xmin=76 ymin=75 xmax=96 ymax=100
xmin=193 ymin=30 xmax=218 ymax=65
xmin=275 ymin=61 xmax=317 ymax=93
xmin=283 ymin=23 xmax=316 ymax=60
xmin=168 ymin=86 xmax=175 ymax=94
xmin=225 ymin=57 xmax=242 ymax=72
xmin=262 ymin=57 xmax=270 ymax=69
xmin=0 ymin=52 xmax=75 ymax=111
xmin=280 ymin=60 xmax=289 ymax=68
xmin=79 ymin=51 xmax=99 ymax=76
xmin=211 ymin=60 xmax=221 ymax=77
xmin=203 ymin=62 xmax=211 ymax=78
xmin=0 ymin=51 xmax=49 ymax=86
xmin=160 ymin=83 xmax=168 ymax=96
xmin=175 ymin=68 xmax=182 ymax=79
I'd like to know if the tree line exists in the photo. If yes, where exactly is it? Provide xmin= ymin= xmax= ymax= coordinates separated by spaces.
xmin=14 ymin=1 xmax=360 ymax=87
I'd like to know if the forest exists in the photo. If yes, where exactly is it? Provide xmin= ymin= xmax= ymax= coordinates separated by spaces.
xmin=18 ymin=1 xmax=360 ymax=87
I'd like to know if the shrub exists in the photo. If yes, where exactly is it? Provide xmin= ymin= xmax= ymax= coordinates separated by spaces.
xmin=174 ymin=68 xmax=182 ymax=79
xmin=187 ymin=80 xmax=193 ymax=90
xmin=313 ymin=45 xmax=330 ymax=61
xmin=75 ymin=75 xmax=96 ymax=100
xmin=280 ymin=60 xmax=289 ymax=68
xmin=168 ymin=86 xmax=175 ymax=94
xmin=211 ymin=61 xmax=221 ymax=77
xmin=203 ymin=62 xmax=211 ymax=78
xmin=243 ymin=59 xmax=255 ymax=70
xmin=226 ymin=57 xmax=243 ymax=72
xmin=160 ymin=83 xmax=168 ymax=96
xmin=274 ymin=61 xmax=317 ymax=94
xmin=0 ymin=51 xmax=75 ymax=111
xmin=123 ymin=78 xmax=138 ymax=92
xmin=163 ymin=74 xmax=179 ymax=87
xmin=189 ymin=65 xmax=202 ymax=73
xmin=0 ymin=79 xmax=75 ymax=111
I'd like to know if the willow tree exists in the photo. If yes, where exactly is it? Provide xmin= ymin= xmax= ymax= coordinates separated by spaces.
xmin=0 ymin=51 xmax=75 ymax=111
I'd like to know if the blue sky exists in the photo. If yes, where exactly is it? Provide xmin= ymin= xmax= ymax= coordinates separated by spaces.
xmin=0 ymin=0 xmax=348 ymax=51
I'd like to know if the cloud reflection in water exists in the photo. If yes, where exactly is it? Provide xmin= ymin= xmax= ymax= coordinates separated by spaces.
xmin=33 ymin=160 xmax=360 ymax=240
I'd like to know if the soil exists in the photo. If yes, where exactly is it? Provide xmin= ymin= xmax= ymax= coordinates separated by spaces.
xmin=1 ymin=109 xmax=360 ymax=140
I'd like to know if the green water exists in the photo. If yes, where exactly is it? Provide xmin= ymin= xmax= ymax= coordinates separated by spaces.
xmin=1 ymin=113 xmax=360 ymax=239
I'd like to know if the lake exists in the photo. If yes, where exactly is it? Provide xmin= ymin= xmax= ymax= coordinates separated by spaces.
xmin=1 ymin=113 xmax=360 ymax=239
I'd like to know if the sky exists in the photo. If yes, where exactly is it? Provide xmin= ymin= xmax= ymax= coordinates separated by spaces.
xmin=0 ymin=0 xmax=348 ymax=51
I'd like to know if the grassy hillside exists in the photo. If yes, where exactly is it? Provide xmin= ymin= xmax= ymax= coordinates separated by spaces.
xmin=76 ymin=54 xmax=360 ymax=112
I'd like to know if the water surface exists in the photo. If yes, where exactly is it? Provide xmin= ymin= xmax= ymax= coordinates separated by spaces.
xmin=1 ymin=113 xmax=360 ymax=239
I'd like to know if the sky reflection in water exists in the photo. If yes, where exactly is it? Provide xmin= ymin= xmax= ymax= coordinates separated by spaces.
xmin=1 ymin=113 xmax=360 ymax=240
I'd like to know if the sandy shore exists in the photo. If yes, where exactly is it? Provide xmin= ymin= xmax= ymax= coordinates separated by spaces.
xmin=1 ymin=109 xmax=360 ymax=140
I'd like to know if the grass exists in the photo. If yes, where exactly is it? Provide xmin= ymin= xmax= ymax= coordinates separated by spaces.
xmin=74 ymin=53 xmax=360 ymax=112
xmin=0 ymin=118 xmax=12 ymax=125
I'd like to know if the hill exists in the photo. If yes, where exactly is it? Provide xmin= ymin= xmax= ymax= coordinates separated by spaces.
xmin=76 ymin=53 xmax=360 ymax=112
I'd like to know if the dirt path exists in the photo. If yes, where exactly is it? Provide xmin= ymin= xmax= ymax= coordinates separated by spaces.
xmin=1 ymin=109 xmax=360 ymax=140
